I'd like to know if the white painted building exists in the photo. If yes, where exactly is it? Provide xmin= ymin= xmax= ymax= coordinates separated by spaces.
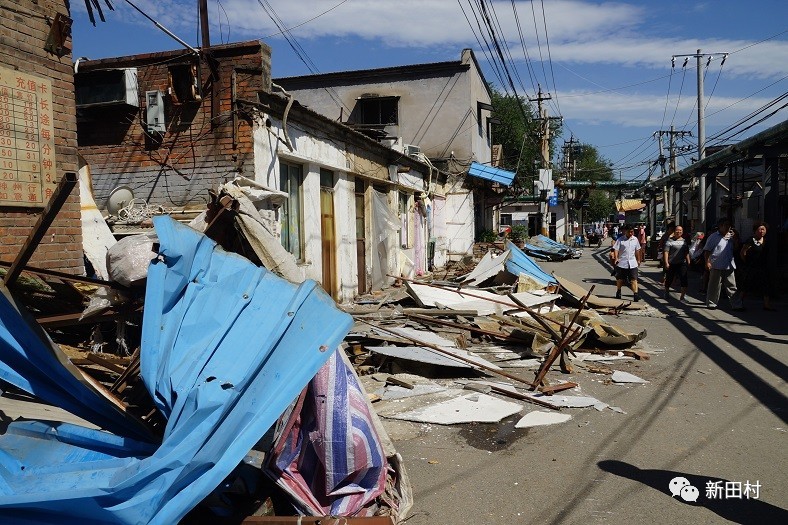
xmin=274 ymin=49 xmax=499 ymax=264
xmin=248 ymin=92 xmax=438 ymax=303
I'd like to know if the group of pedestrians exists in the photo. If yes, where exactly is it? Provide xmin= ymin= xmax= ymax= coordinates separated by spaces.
xmin=608 ymin=218 xmax=774 ymax=311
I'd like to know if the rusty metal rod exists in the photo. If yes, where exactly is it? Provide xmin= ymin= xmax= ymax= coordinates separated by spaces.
xmin=390 ymin=274 xmax=572 ymax=330
xmin=531 ymin=286 xmax=594 ymax=390
xmin=404 ymin=312 xmax=535 ymax=345
xmin=358 ymin=318 xmax=572 ymax=397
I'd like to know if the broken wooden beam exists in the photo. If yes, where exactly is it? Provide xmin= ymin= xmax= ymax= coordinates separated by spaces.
xmin=359 ymin=319 xmax=574 ymax=395
xmin=0 ymin=260 xmax=129 ymax=291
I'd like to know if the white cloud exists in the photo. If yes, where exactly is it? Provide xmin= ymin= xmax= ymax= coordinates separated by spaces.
xmin=73 ymin=1 xmax=788 ymax=79
xmin=557 ymin=90 xmax=784 ymax=128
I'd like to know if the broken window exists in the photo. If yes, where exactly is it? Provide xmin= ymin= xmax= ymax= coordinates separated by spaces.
xmin=168 ymin=64 xmax=200 ymax=103
xmin=358 ymin=96 xmax=399 ymax=126
xmin=280 ymin=161 xmax=303 ymax=260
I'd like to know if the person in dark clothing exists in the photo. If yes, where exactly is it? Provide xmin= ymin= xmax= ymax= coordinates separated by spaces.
xmin=740 ymin=222 xmax=774 ymax=310
xmin=663 ymin=224 xmax=691 ymax=302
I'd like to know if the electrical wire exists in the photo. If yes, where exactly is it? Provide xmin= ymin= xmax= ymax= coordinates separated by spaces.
xmin=510 ymin=0 xmax=539 ymax=96
xmin=670 ymin=58 xmax=689 ymax=127
xmin=217 ymin=0 xmax=231 ymax=45
xmin=262 ymin=0 xmax=352 ymax=39
xmin=539 ymin=0 xmax=563 ymax=119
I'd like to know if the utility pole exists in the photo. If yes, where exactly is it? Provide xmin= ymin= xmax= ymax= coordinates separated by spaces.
xmin=529 ymin=85 xmax=554 ymax=237
xmin=656 ymin=127 xmax=691 ymax=223
xmin=562 ymin=136 xmax=577 ymax=243
xmin=672 ymin=49 xmax=728 ymax=231
xmin=199 ymin=0 xmax=220 ymax=126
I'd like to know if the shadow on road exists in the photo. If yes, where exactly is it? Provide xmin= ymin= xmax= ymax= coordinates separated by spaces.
xmin=587 ymin=253 xmax=787 ymax=424
xmin=598 ymin=460 xmax=788 ymax=524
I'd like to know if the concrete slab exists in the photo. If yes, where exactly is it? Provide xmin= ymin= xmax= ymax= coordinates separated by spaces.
xmin=515 ymin=410 xmax=573 ymax=428
xmin=388 ymin=392 xmax=523 ymax=425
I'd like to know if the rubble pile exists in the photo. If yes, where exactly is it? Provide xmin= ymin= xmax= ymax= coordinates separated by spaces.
xmin=0 ymin=176 xmax=654 ymax=524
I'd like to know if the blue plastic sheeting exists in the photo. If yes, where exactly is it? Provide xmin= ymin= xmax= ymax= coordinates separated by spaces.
xmin=531 ymin=235 xmax=573 ymax=252
xmin=0 ymin=216 xmax=353 ymax=524
xmin=0 ymin=289 xmax=153 ymax=441
xmin=504 ymin=240 xmax=558 ymax=287
xmin=467 ymin=161 xmax=515 ymax=187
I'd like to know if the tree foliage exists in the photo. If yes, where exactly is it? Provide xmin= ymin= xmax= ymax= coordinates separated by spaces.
xmin=489 ymin=85 xmax=560 ymax=195
xmin=569 ymin=143 xmax=616 ymax=221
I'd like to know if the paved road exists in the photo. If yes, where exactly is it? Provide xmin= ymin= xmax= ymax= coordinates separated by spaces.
xmin=390 ymin=248 xmax=787 ymax=524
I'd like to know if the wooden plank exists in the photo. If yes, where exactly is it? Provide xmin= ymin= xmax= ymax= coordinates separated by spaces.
xmin=85 ymin=353 xmax=126 ymax=375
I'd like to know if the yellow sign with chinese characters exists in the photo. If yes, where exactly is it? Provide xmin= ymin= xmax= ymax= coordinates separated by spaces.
xmin=0 ymin=66 xmax=57 ymax=208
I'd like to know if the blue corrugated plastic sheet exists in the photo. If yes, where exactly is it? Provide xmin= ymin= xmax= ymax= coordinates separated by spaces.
xmin=504 ymin=240 xmax=558 ymax=287
xmin=467 ymin=161 xmax=515 ymax=186
xmin=0 ymin=216 xmax=353 ymax=524
xmin=0 ymin=291 xmax=153 ymax=441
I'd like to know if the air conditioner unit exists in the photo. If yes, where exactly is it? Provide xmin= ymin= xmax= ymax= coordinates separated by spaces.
xmin=404 ymin=144 xmax=421 ymax=158
xmin=75 ymin=68 xmax=138 ymax=108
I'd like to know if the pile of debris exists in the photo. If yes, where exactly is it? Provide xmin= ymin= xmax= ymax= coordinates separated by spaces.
xmin=341 ymin=242 xmax=649 ymax=431
xmin=0 ymin=176 xmax=409 ymax=524
xmin=0 ymin=174 xmax=652 ymax=524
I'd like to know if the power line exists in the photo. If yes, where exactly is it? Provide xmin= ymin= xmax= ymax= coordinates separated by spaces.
xmin=539 ymin=0 xmax=563 ymax=118
xmin=262 ymin=0 xmax=351 ymax=39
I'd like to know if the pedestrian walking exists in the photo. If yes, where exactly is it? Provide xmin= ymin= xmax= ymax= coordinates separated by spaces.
xmin=612 ymin=224 xmax=643 ymax=302
xmin=663 ymin=224 xmax=691 ymax=302
xmin=703 ymin=218 xmax=744 ymax=311
xmin=657 ymin=222 xmax=676 ymax=285
xmin=740 ymin=222 xmax=774 ymax=310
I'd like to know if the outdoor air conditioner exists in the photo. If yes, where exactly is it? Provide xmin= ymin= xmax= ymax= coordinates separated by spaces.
xmin=404 ymin=144 xmax=421 ymax=158
xmin=75 ymin=68 xmax=139 ymax=108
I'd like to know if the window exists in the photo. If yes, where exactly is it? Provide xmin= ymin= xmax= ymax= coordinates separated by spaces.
xmin=500 ymin=213 xmax=512 ymax=226
xmin=320 ymin=168 xmax=334 ymax=189
xmin=399 ymin=191 xmax=410 ymax=248
xmin=280 ymin=161 xmax=303 ymax=260
xmin=358 ymin=96 xmax=399 ymax=125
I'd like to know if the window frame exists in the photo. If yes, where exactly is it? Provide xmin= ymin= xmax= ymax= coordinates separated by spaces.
xmin=279 ymin=161 xmax=304 ymax=261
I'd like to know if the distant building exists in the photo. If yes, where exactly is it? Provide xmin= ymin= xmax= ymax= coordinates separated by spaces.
xmin=76 ymin=41 xmax=436 ymax=301
xmin=275 ymin=49 xmax=509 ymax=262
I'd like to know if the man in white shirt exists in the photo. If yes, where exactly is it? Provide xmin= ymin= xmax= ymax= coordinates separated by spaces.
xmin=703 ymin=218 xmax=744 ymax=311
xmin=612 ymin=224 xmax=643 ymax=302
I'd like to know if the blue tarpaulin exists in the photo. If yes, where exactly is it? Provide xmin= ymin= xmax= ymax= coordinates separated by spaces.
xmin=0 ymin=216 xmax=353 ymax=524
xmin=504 ymin=240 xmax=558 ymax=287
xmin=467 ymin=162 xmax=515 ymax=186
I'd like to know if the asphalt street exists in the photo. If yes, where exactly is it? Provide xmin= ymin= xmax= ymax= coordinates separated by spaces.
xmin=389 ymin=247 xmax=787 ymax=525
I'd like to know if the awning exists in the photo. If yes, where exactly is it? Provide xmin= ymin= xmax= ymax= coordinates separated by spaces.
xmin=615 ymin=198 xmax=646 ymax=212
xmin=468 ymin=161 xmax=515 ymax=187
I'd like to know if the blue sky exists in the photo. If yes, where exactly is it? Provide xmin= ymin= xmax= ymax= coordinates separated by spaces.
xmin=71 ymin=1 xmax=788 ymax=181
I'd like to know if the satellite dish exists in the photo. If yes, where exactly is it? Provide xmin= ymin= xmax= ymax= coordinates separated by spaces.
xmin=107 ymin=186 xmax=135 ymax=216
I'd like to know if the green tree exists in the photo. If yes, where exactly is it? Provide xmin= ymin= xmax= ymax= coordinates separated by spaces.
xmin=569 ymin=143 xmax=616 ymax=221
xmin=489 ymin=85 xmax=560 ymax=196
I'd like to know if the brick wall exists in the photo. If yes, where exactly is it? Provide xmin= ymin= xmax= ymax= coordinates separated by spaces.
xmin=77 ymin=41 xmax=272 ymax=210
xmin=0 ymin=0 xmax=82 ymax=273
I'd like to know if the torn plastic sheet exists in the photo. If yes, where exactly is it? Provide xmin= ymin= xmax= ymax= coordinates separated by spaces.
xmin=265 ymin=349 xmax=404 ymax=518
xmin=0 ymin=216 xmax=353 ymax=524
xmin=503 ymin=241 xmax=558 ymax=287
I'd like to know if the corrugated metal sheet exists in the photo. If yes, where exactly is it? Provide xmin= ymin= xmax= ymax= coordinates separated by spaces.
xmin=504 ymin=240 xmax=558 ymax=287
xmin=0 ymin=216 xmax=353 ymax=524
xmin=467 ymin=161 xmax=515 ymax=187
